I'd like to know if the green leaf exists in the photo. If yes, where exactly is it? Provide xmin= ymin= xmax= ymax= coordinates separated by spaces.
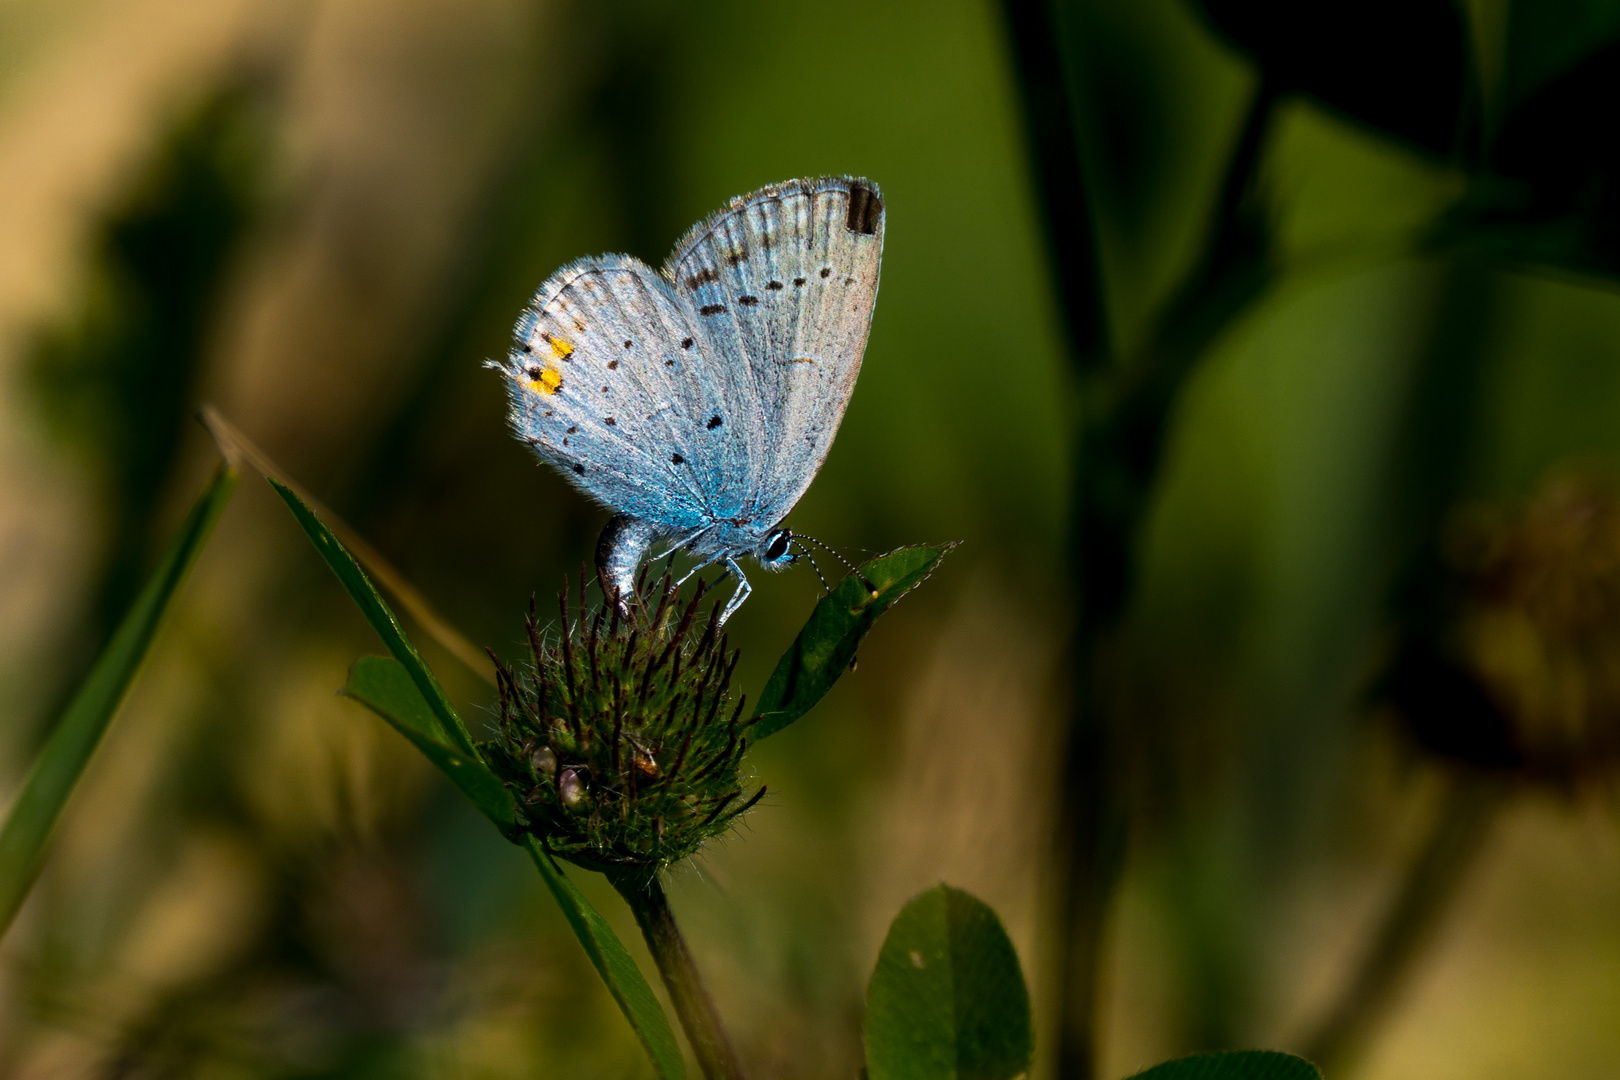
xmin=1126 ymin=1051 xmax=1322 ymax=1080
xmin=753 ymin=543 xmax=954 ymax=741
xmin=865 ymin=883 xmax=1031 ymax=1080
xmin=341 ymin=656 xmax=518 ymax=835
xmin=522 ymin=836 xmax=686 ymax=1080
xmin=269 ymin=477 xmax=479 ymax=759
xmin=0 ymin=463 xmax=237 ymax=938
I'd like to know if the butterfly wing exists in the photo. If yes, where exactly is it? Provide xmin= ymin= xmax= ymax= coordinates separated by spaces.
xmin=498 ymin=254 xmax=747 ymax=530
xmin=663 ymin=176 xmax=884 ymax=530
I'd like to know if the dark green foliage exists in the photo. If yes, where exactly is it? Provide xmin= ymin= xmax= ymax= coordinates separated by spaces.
xmin=1126 ymin=1051 xmax=1321 ymax=1080
xmin=753 ymin=544 xmax=955 ymax=741
xmin=0 ymin=464 xmax=237 ymax=938
xmin=865 ymin=884 xmax=1033 ymax=1080
xmin=485 ymin=573 xmax=760 ymax=870
xmin=1188 ymin=0 xmax=1466 ymax=156
xmin=1458 ymin=35 xmax=1620 ymax=277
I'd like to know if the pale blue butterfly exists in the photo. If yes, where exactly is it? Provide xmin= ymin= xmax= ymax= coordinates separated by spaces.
xmin=493 ymin=176 xmax=885 ymax=623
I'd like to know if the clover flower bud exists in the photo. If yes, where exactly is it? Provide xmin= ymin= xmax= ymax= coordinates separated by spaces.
xmin=485 ymin=571 xmax=765 ymax=870
xmin=1385 ymin=470 xmax=1620 ymax=783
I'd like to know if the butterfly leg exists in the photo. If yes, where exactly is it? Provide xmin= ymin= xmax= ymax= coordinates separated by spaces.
xmin=654 ymin=523 xmax=717 ymax=563
xmin=718 ymin=556 xmax=752 ymax=625
xmin=673 ymin=549 xmax=727 ymax=590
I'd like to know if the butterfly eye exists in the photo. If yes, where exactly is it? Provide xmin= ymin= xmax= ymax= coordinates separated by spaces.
xmin=765 ymin=530 xmax=791 ymax=561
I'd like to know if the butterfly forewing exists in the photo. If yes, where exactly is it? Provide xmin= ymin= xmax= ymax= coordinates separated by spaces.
xmin=665 ymin=176 xmax=884 ymax=528
xmin=504 ymin=255 xmax=724 ymax=528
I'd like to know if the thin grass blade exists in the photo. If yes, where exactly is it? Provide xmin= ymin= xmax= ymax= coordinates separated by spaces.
xmin=0 ymin=463 xmax=237 ymax=938
xmin=523 ymin=836 xmax=687 ymax=1080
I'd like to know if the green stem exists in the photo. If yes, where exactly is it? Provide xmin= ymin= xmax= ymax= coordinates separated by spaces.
xmin=611 ymin=872 xmax=746 ymax=1080
xmin=1304 ymin=769 xmax=1509 ymax=1073
xmin=1052 ymin=79 xmax=1279 ymax=1080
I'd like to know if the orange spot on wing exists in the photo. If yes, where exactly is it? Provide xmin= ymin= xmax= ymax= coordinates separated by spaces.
xmin=527 ymin=367 xmax=563 ymax=395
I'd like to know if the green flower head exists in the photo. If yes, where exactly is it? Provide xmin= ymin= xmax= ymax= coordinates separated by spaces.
xmin=485 ymin=572 xmax=764 ymax=871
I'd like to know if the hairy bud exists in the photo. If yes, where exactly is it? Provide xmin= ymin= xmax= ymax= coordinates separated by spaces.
xmin=484 ymin=571 xmax=765 ymax=870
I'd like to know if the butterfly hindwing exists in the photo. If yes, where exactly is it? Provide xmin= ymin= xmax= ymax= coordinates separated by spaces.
xmin=664 ymin=176 xmax=884 ymax=528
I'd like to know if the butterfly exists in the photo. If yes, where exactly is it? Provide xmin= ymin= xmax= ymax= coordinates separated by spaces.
xmin=494 ymin=175 xmax=885 ymax=623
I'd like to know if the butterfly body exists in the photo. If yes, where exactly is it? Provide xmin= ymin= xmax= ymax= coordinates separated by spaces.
xmin=496 ymin=176 xmax=885 ymax=621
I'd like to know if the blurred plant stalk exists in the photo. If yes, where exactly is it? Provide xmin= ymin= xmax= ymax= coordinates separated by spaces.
xmin=1001 ymin=1 xmax=1279 ymax=1072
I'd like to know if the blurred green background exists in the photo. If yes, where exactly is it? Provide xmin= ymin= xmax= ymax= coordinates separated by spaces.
xmin=2 ymin=0 xmax=1619 ymax=1077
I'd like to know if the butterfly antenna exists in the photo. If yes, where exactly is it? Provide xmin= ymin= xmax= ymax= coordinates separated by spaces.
xmin=796 ymin=533 xmax=878 ymax=596
xmin=790 ymin=540 xmax=833 ymax=595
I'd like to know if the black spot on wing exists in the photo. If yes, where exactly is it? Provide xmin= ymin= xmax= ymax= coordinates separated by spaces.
xmin=846 ymin=182 xmax=882 ymax=235
xmin=671 ymin=453 xmax=684 ymax=464
xmin=706 ymin=415 xmax=722 ymax=430
xmin=681 ymin=337 xmax=693 ymax=349
xmin=737 ymin=295 xmax=758 ymax=306
xmin=819 ymin=267 xmax=831 ymax=278
xmin=606 ymin=359 xmax=618 ymax=369
xmin=766 ymin=280 xmax=783 ymax=290
xmin=573 ymin=464 xmax=585 ymax=475
xmin=684 ymin=268 xmax=719 ymax=290
xmin=793 ymin=277 xmax=806 ymax=286
xmin=700 ymin=304 xmax=727 ymax=316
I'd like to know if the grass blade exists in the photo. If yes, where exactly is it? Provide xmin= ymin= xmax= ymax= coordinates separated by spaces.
xmin=342 ymin=656 xmax=518 ymax=835
xmin=268 ymin=476 xmax=480 ymax=759
xmin=523 ymin=836 xmax=687 ymax=1080
xmin=753 ymin=543 xmax=955 ymax=741
xmin=0 ymin=463 xmax=237 ymax=937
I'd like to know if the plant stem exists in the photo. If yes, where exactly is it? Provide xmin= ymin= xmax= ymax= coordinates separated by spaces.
xmin=998 ymin=0 xmax=1110 ymax=370
xmin=1051 ymin=79 xmax=1280 ymax=1080
xmin=611 ymin=872 xmax=746 ymax=1080
xmin=1304 ymin=769 xmax=1509 ymax=1073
